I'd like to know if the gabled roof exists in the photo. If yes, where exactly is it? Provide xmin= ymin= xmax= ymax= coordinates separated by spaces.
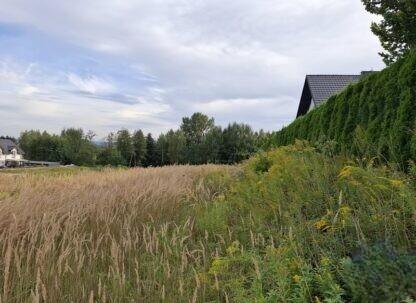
xmin=307 ymin=75 xmax=361 ymax=106
xmin=296 ymin=74 xmax=361 ymax=117
xmin=0 ymin=139 xmax=23 ymax=155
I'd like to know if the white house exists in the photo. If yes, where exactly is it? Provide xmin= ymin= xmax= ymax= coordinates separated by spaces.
xmin=0 ymin=139 xmax=24 ymax=168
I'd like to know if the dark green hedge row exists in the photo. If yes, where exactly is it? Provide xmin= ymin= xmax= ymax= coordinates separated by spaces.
xmin=268 ymin=50 xmax=416 ymax=168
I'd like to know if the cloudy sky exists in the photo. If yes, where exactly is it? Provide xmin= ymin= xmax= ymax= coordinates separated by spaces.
xmin=0 ymin=0 xmax=384 ymax=138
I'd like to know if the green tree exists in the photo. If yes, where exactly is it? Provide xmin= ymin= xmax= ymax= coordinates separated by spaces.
xmin=116 ymin=129 xmax=134 ymax=166
xmin=19 ymin=130 xmax=63 ymax=162
xmin=254 ymin=130 xmax=270 ymax=151
xmin=156 ymin=133 xmax=169 ymax=166
xmin=61 ymin=128 xmax=83 ymax=164
xmin=221 ymin=123 xmax=256 ymax=164
xmin=61 ymin=128 xmax=96 ymax=165
xmin=203 ymin=126 xmax=223 ymax=164
xmin=362 ymin=0 xmax=416 ymax=64
xmin=132 ymin=130 xmax=147 ymax=166
xmin=144 ymin=133 xmax=158 ymax=167
xmin=97 ymin=133 xmax=124 ymax=166
xmin=181 ymin=112 xmax=214 ymax=164
xmin=166 ymin=129 xmax=186 ymax=164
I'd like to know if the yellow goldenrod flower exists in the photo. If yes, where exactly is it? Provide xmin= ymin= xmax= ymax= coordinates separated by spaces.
xmin=321 ymin=257 xmax=331 ymax=266
xmin=293 ymin=275 xmax=301 ymax=283
xmin=226 ymin=241 xmax=240 ymax=255
xmin=314 ymin=219 xmax=330 ymax=231
xmin=338 ymin=166 xmax=354 ymax=179
xmin=208 ymin=258 xmax=228 ymax=275
xmin=217 ymin=194 xmax=226 ymax=201
xmin=339 ymin=206 xmax=352 ymax=217
xmin=390 ymin=179 xmax=404 ymax=188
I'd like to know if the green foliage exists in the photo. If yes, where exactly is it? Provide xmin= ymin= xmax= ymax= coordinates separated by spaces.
xmin=268 ymin=50 xmax=416 ymax=170
xmin=60 ymin=128 xmax=97 ymax=166
xmin=166 ymin=129 xmax=186 ymax=164
xmin=249 ymin=152 xmax=273 ymax=174
xmin=195 ymin=201 xmax=229 ymax=236
xmin=192 ymin=143 xmax=416 ymax=302
xmin=16 ymin=112 xmax=267 ymax=167
xmin=221 ymin=123 xmax=256 ymax=164
xmin=362 ymin=0 xmax=416 ymax=65
xmin=144 ymin=133 xmax=158 ymax=167
xmin=341 ymin=245 xmax=416 ymax=303
xmin=181 ymin=112 xmax=215 ymax=164
xmin=181 ymin=112 xmax=215 ymax=145
xmin=132 ymin=129 xmax=147 ymax=166
xmin=156 ymin=133 xmax=169 ymax=166
xmin=19 ymin=130 xmax=63 ymax=162
xmin=116 ymin=129 xmax=134 ymax=166
xmin=97 ymin=132 xmax=124 ymax=166
xmin=19 ymin=129 xmax=97 ymax=166
xmin=203 ymin=126 xmax=223 ymax=164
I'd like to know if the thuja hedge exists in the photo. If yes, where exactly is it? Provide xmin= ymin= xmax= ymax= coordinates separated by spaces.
xmin=268 ymin=50 xmax=416 ymax=168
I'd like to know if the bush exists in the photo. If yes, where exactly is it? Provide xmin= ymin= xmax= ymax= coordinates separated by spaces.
xmin=340 ymin=245 xmax=416 ymax=303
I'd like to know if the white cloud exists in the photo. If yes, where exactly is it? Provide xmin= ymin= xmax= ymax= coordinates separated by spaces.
xmin=19 ymin=85 xmax=40 ymax=95
xmin=0 ymin=61 xmax=175 ymax=137
xmin=0 ymin=0 xmax=385 ymax=136
xmin=67 ymin=73 xmax=115 ymax=94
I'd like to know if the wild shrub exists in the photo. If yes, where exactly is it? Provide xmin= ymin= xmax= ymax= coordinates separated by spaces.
xmin=197 ymin=143 xmax=416 ymax=302
xmin=340 ymin=245 xmax=416 ymax=303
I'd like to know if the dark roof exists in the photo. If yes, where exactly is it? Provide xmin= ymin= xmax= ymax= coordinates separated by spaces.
xmin=307 ymin=75 xmax=361 ymax=106
xmin=296 ymin=74 xmax=362 ymax=117
xmin=0 ymin=139 xmax=23 ymax=155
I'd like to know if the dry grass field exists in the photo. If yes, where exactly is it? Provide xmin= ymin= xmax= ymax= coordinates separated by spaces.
xmin=0 ymin=165 xmax=229 ymax=302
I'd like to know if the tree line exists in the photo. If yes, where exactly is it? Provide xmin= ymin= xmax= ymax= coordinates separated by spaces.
xmin=15 ymin=113 xmax=268 ymax=167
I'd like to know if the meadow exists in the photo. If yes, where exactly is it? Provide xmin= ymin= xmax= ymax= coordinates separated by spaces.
xmin=0 ymin=165 xmax=231 ymax=302
xmin=1 ymin=142 xmax=416 ymax=302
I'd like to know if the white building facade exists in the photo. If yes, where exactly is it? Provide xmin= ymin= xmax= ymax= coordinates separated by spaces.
xmin=0 ymin=139 xmax=24 ymax=168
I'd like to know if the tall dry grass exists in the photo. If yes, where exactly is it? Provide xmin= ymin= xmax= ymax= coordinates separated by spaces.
xmin=0 ymin=165 xmax=228 ymax=302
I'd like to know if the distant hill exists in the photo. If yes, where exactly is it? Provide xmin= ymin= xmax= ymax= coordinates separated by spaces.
xmin=267 ymin=50 xmax=416 ymax=169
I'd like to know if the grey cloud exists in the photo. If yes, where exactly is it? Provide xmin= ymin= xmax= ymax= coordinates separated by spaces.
xmin=0 ymin=0 xmax=385 ymax=136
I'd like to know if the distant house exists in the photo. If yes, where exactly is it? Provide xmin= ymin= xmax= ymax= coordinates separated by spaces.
xmin=0 ymin=139 xmax=25 ymax=168
xmin=296 ymin=72 xmax=374 ymax=118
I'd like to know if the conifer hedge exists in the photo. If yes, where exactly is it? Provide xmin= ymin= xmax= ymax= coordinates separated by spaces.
xmin=268 ymin=50 xmax=416 ymax=168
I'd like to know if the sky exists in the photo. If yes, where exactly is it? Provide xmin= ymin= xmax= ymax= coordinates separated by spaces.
xmin=0 ymin=0 xmax=385 ymax=138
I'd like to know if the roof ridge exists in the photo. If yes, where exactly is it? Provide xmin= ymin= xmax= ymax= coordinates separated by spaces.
xmin=306 ymin=74 xmax=361 ymax=76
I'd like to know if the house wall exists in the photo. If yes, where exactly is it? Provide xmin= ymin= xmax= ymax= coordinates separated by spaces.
xmin=6 ymin=154 xmax=23 ymax=160
xmin=308 ymin=99 xmax=315 ymax=112
xmin=0 ymin=153 xmax=24 ymax=168
xmin=296 ymin=79 xmax=314 ymax=117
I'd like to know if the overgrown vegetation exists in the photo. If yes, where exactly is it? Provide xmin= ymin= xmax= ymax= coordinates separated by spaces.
xmin=266 ymin=49 xmax=416 ymax=170
xmin=1 ymin=142 xmax=415 ymax=302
